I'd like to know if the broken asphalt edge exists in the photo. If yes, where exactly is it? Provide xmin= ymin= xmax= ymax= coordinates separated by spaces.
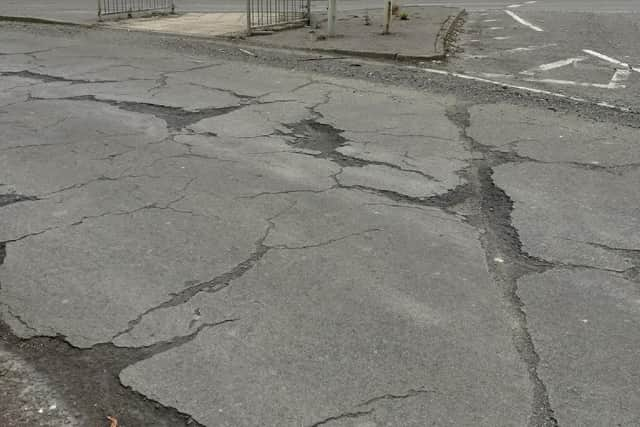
xmin=0 ymin=15 xmax=94 ymax=27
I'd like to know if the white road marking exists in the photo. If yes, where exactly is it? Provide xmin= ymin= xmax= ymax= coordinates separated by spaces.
xmin=503 ymin=43 xmax=557 ymax=53
xmin=489 ymin=26 xmax=505 ymax=30
xmin=520 ymin=57 xmax=586 ymax=75
xmin=609 ymin=69 xmax=631 ymax=88
xmin=508 ymin=4 xmax=522 ymax=8
xmin=525 ymin=1 xmax=537 ymax=4
xmin=583 ymin=49 xmax=640 ymax=73
xmin=483 ymin=19 xmax=498 ymax=22
xmin=523 ymin=78 xmax=625 ymax=89
xmin=410 ymin=66 xmax=631 ymax=112
xmin=494 ymin=36 xmax=511 ymax=40
xmin=538 ymin=57 xmax=586 ymax=71
xmin=481 ymin=72 xmax=514 ymax=78
xmin=505 ymin=10 xmax=544 ymax=32
xmin=583 ymin=49 xmax=628 ymax=67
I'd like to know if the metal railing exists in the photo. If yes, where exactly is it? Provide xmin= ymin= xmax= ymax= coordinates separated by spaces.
xmin=98 ymin=0 xmax=174 ymax=18
xmin=247 ymin=0 xmax=310 ymax=33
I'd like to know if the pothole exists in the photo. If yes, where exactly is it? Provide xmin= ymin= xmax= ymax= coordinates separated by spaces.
xmin=0 ymin=320 xmax=203 ymax=427
xmin=285 ymin=119 xmax=347 ymax=156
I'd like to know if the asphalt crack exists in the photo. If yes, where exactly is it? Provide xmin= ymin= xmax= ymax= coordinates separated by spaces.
xmin=356 ymin=388 xmax=435 ymax=407
xmin=283 ymin=118 xmax=472 ymax=210
xmin=28 ymin=94 xmax=249 ymax=129
xmin=446 ymin=104 xmax=559 ymax=427
xmin=309 ymin=409 xmax=375 ymax=427
xmin=1 ymin=70 xmax=119 ymax=84
xmin=111 ymin=224 xmax=272 ymax=341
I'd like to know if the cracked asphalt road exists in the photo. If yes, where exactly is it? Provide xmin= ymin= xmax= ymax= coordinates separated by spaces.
xmin=0 ymin=20 xmax=639 ymax=427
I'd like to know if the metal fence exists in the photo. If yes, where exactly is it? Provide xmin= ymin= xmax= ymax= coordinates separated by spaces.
xmin=247 ymin=0 xmax=310 ymax=33
xmin=98 ymin=0 xmax=174 ymax=18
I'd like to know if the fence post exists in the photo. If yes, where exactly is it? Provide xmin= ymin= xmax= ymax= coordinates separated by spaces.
xmin=328 ymin=0 xmax=336 ymax=36
xmin=246 ymin=0 xmax=252 ymax=35
xmin=171 ymin=0 xmax=175 ymax=14
xmin=307 ymin=0 xmax=312 ymax=25
xmin=383 ymin=0 xmax=392 ymax=34
xmin=97 ymin=0 xmax=101 ymax=18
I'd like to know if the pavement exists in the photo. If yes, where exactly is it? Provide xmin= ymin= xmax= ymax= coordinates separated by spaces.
xmin=1 ymin=2 xmax=640 ymax=427
xmin=111 ymin=12 xmax=249 ymax=37
xmin=245 ymin=6 xmax=461 ymax=60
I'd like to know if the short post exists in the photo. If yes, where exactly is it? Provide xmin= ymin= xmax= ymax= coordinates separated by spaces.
xmin=246 ymin=0 xmax=252 ymax=35
xmin=327 ymin=0 xmax=337 ymax=36
xmin=171 ymin=0 xmax=175 ymax=14
xmin=97 ymin=0 xmax=101 ymax=18
xmin=383 ymin=0 xmax=392 ymax=34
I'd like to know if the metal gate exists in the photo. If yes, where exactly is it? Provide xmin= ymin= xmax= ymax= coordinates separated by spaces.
xmin=98 ymin=0 xmax=174 ymax=18
xmin=247 ymin=0 xmax=310 ymax=33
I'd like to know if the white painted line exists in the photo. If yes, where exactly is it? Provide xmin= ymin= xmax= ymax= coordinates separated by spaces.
xmin=481 ymin=72 xmax=514 ymax=79
xmin=494 ymin=36 xmax=511 ymax=40
xmin=523 ymin=78 xmax=625 ymax=89
xmin=508 ymin=4 xmax=522 ymax=8
xmin=525 ymin=1 xmax=537 ymax=4
xmin=489 ymin=26 xmax=505 ymax=30
xmin=538 ymin=57 xmax=585 ymax=71
xmin=504 ymin=43 xmax=557 ymax=53
xmin=521 ymin=57 xmax=585 ymax=75
xmin=609 ymin=69 xmax=631 ymax=88
xmin=582 ymin=49 xmax=629 ymax=68
xmin=409 ymin=66 xmax=631 ymax=112
xmin=483 ymin=19 xmax=498 ymax=22
xmin=505 ymin=10 xmax=544 ymax=32
xmin=611 ymin=69 xmax=630 ymax=83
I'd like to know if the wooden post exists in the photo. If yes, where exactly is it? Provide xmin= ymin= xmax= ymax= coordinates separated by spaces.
xmin=246 ymin=0 xmax=252 ymax=35
xmin=328 ymin=0 xmax=337 ymax=36
xmin=383 ymin=0 xmax=392 ymax=34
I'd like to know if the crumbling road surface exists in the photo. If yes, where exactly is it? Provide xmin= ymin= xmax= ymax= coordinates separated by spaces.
xmin=1 ymin=21 xmax=639 ymax=427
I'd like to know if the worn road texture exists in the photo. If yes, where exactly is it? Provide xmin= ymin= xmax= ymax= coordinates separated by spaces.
xmin=0 ymin=22 xmax=639 ymax=427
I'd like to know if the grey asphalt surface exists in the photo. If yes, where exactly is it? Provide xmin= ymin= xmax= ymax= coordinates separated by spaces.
xmin=1 ymin=1 xmax=640 ymax=427
xmin=3 ymin=0 xmax=640 ymax=23
xmin=448 ymin=1 xmax=640 ymax=111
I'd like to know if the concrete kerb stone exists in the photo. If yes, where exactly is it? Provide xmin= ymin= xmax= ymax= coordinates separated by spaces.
xmin=439 ymin=9 xmax=466 ymax=55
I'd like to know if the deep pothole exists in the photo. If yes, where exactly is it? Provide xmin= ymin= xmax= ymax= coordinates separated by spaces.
xmin=0 ymin=322 xmax=203 ymax=427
